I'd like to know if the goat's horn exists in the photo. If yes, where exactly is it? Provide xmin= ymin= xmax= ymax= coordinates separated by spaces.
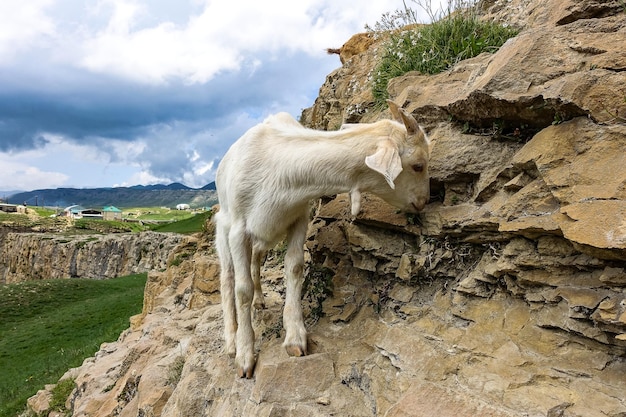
xmin=387 ymin=100 xmax=420 ymax=139
xmin=402 ymin=109 xmax=419 ymax=136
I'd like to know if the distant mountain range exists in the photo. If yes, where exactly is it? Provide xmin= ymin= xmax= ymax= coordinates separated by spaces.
xmin=3 ymin=182 xmax=217 ymax=209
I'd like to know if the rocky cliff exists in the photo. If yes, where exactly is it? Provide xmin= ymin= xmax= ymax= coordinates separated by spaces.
xmin=0 ymin=231 xmax=185 ymax=284
xmin=28 ymin=1 xmax=625 ymax=416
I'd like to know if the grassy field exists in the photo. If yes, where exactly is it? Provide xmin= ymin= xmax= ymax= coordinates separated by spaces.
xmin=0 ymin=207 xmax=211 ymax=235
xmin=124 ymin=206 xmax=196 ymax=222
xmin=0 ymin=274 xmax=148 ymax=417
xmin=152 ymin=210 xmax=212 ymax=234
xmin=0 ymin=212 xmax=67 ymax=230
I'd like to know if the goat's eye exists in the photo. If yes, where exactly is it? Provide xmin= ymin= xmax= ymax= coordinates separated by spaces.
xmin=412 ymin=163 xmax=424 ymax=172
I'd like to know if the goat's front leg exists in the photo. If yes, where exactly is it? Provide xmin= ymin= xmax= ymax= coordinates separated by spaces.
xmin=229 ymin=223 xmax=256 ymax=378
xmin=283 ymin=214 xmax=309 ymax=357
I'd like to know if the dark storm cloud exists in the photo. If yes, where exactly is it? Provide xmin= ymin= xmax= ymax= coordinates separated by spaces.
xmin=0 ymin=49 xmax=336 ymax=187
xmin=0 ymin=51 xmax=335 ymax=155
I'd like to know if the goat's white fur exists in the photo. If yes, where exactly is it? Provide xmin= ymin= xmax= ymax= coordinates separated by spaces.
xmin=214 ymin=101 xmax=430 ymax=378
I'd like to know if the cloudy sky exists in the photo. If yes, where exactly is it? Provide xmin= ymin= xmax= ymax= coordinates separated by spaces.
xmin=0 ymin=0 xmax=435 ymax=193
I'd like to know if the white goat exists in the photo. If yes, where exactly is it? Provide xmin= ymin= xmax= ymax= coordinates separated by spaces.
xmin=214 ymin=101 xmax=430 ymax=378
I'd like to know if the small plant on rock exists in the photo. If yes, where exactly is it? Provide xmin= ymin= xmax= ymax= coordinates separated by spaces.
xmin=49 ymin=378 xmax=75 ymax=415
xmin=166 ymin=356 xmax=186 ymax=387
xmin=370 ymin=0 xmax=518 ymax=106
xmin=302 ymin=264 xmax=334 ymax=324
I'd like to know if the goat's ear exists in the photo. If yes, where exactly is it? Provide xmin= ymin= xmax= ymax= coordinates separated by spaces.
xmin=387 ymin=99 xmax=419 ymax=136
xmin=365 ymin=140 xmax=403 ymax=189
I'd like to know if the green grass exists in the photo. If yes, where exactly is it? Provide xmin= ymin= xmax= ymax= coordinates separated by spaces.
xmin=31 ymin=207 xmax=56 ymax=218
xmin=0 ymin=212 xmax=28 ymax=224
xmin=73 ymin=218 xmax=146 ymax=233
xmin=0 ymin=206 xmax=210 ymax=235
xmin=151 ymin=210 xmax=213 ymax=234
xmin=0 ymin=274 xmax=148 ymax=417
xmin=0 ymin=212 xmax=67 ymax=229
xmin=371 ymin=0 xmax=518 ymax=106
xmin=124 ymin=207 xmax=196 ymax=222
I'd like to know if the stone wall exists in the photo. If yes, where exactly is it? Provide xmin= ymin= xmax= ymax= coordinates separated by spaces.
xmin=0 ymin=231 xmax=186 ymax=284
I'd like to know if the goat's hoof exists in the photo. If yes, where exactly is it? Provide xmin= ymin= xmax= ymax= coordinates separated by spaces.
xmin=236 ymin=353 xmax=256 ymax=379
xmin=237 ymin=365 xmax=255 ymax=379
xmin=285 ymin=344 xmax=307 ymax=357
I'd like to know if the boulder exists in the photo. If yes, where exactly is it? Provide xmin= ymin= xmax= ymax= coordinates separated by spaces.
xmin=389 ymin=17 xmax=626 ymax=129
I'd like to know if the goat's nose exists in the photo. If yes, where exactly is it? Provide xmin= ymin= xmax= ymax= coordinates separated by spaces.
xmin=411 ymin=196 xmax=428 ymax=212
xmin=411 ymin=201 xmax=424 ymax=212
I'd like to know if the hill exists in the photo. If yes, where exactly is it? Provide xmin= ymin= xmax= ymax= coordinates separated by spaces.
xmin=6 ymin=182 xmax=217 ymax=209
xmin=23 ymin=1 xmax=626 ymax=416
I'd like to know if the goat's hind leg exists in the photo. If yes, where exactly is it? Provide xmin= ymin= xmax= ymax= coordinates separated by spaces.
xmin=216 ymin=215 xmax=237 ymax=358
xmin=282 ymin=214 xmax=309 ymax=357
xmin=229 ymin=222 xmax=256 ymax=378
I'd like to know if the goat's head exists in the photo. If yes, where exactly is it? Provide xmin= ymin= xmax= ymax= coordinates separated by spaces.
xmin=364 ymin=100 xmax=430 ymax=213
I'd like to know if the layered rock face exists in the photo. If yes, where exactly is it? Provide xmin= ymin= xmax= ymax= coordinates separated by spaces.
xmin=0 ymin=231 xmax=185 ymax=284
xmin=29 ymin=0 xmax=625 ymax=416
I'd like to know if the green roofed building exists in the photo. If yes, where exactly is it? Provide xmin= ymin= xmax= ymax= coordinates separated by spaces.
xmin=103 ymin=206 xmax=122 ymax=221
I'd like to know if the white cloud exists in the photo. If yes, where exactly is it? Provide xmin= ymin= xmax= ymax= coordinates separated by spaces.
xmin=192 ymin=160 xmax=213 ymax=177
xmin=114 ymin=170 xmax=169 ymax=188
xmin=99 ymin=137 xmax=147 ymax=164
xmin=0 ymin=157 xmax=68 ymax=191
xmin=80 ymin=14 xmax=242 ymax=84
xmin=0 ymin=0 xmax=418 ymax=85
xmin=0 ymin=0 xmax=56 ymax=61
xmin=0 ymin=0 xmax=435 ymax=85
xmin=77 ymin=0 xmax=405 ymax=84
xmin=0 ymin=134 xmax=150 ymax=191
